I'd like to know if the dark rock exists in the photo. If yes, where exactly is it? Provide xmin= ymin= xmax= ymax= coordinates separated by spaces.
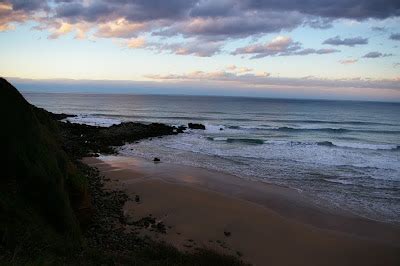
xmin=135 ymin=195 xmax=140 ymax=203
xmin=224 ymin=231 xmax=231 ymax=237
xmin=58 ymin=120 xmax=181 ymax=160
xmin=153 ymin=157 xmax=160 ymax=162
xmin=176 ymin=125 xmax=187 ymax=133
xmin=188 ymin=123 xmax=206 ymax=130
xmin=47 ymin=111 xmax=76 ymax=120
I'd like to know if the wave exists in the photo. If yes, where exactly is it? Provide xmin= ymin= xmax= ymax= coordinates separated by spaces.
xmin=205 ymin=136 xmax=399 ymax=150
xmin=290 ymin=140 xmax=399 ymax=151
xmin=325 ymin=142 xmax=400 ymax=151
xmin=227 ymin=125 xmax=269 ymax=130
xmin=316 ymin=141 xmax=335 ymax=147
xmin=275 ymin=126 xmax=349 ymax=133
xmin=324 ymin=178 xmax=354 ymax=185
xmin=267 ymin=119 xmax=394 ymax=126
xmin=207 ymin=137 xmax=264 ymax=145
xmin=267 ymin=127 xmax=400 ymax=135
xmin=63 ymin=115 xmax=121 ymax=127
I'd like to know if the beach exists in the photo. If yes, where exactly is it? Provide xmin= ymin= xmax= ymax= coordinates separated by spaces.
xmin=84 ymin=155 xmax=400 ymax=266
xmin=26 ymin=93 xmax=400 ymax=225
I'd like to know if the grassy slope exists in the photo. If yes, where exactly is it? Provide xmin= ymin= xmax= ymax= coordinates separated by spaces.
xmin=0 ymin=78 xmax=84 ymax=260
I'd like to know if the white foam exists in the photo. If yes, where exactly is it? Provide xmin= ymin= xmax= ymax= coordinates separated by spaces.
xmin=324 ymin=178 xmax=354 ymax=185
xmin=331 ymin=142 xmax=398 ymax=150
xmin=63 ymin=115 xmax=121 ymax=127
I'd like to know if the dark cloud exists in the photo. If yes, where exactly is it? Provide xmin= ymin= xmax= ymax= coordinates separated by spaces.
xmin=362 ymin=51 xmax=393 ymax=58
xmin=172 ymin=11 xmax=304 ymax=39
xmin=323 ymin=36 xmax=368 ymax=46
xmin=371 ymin=26 xmax=386 ymax=32
xmin=8 ymin=0 xmax=48 ymax=11
xmin=293 ymin=48 xmax=339 ymax=55
xmin=4 ymin=0 xmax=399 ymax=38
xmin=390 ymin=33 xmax=400 ymax=40
xmin=303 ymin=17 xmax=333 ymax=29
xmin=245 ymin=0 xmax=400 ymax=20
xmin=2 ymin=0 xmax=400 ymax=56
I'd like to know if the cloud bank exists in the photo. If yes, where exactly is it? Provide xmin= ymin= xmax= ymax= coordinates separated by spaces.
xmin=1 ymin=0 xmax=399 ymax=57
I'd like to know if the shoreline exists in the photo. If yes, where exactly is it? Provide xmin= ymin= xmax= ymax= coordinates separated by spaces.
xmin=84 ymin=155 xmax=400 ymax=266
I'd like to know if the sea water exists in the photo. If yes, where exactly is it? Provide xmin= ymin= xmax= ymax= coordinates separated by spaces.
xmin=24 ymin=93 xmax=400 ymax=223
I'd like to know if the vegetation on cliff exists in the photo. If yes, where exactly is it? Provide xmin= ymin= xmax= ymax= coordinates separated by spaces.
xmin=0 ymin=78 xmax=246 ymax=265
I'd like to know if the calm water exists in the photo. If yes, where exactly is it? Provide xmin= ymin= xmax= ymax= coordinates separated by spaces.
xmin=24 ymin=93 xmax=400 ymax=223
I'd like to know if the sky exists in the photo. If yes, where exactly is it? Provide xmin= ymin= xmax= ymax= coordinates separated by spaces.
xmin=0 ymin=0 xmax=400 ymax=101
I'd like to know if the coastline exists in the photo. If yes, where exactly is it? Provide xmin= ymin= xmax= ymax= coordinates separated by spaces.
xmin=84 ymin=155 xmax=400 ymax=266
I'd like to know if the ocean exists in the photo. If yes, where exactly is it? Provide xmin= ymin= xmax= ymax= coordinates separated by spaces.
xmin=23 ymin=92 xmax=400 ymax=223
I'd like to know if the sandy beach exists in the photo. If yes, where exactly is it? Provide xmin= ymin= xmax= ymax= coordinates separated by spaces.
xmin=83 ymin=156 xmax=400 ymax=266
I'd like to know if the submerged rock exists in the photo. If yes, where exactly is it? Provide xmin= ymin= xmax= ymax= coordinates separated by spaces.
xmin=175 ymin=125 xmax=187 ymax=133
xmin=188 ymin=123 xmax=206 ymax=130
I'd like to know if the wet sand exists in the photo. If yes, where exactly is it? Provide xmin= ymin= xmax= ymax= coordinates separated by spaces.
xmin=83 ymin=155 xmax=400 ymax=266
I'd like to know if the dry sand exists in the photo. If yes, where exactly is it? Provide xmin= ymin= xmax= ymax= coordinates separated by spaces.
xmin=84 ymin=156 xmax=400 ymax=266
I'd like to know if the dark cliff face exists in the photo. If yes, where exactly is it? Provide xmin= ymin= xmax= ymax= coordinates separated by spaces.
xmin=0 ymin=78 xmax=84 ymax=253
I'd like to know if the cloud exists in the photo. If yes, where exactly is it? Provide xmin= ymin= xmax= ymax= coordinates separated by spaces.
xmin=233 ymin=36 xmax=339 ymax=58
xmin=145 ymin=69 xmax=400 ymax=91
xmin=323 ymin=36 xmax=368 ymax=46
xmin=292 ymin=48 xmax=340 ymax=55
xmin=124 ymin=40 xmax=223 ymax=57
xmin=165 ymin=11 xmax=305 ymax=39
xmin=0 ymin=2 xmax=31 ymax=31
xmin=2 ymin=0 xmax=400 ymax=46
xmin=226 ymin=65 xmax=254 ymax=73
xmin=371 ymin=26 xmax=386 ymax=32
xmin=339 ymin=59 xmax=358 ymax=64
xmin=232 ymin=36 xmax=299 ymax=58
xmin=244 ymin=0 xmax=400 ymax=20
xmin=362 ymin=51 xmax=393 ymax=58
xmin=145 ymin=69 xmax=271 ymax=84
xmin=125 ymin=37 xmax=146 ymax=48
xmin=390 ymin=33 xmax=400 ymax=40
xmin=94 ymin=18 xmax=148 ymax=38
xmin=144 ymin=65 xmax=269 ymax=83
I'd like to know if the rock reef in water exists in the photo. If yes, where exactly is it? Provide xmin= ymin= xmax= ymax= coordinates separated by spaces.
xmin=188 ymin=123 xmax=206 ymax=130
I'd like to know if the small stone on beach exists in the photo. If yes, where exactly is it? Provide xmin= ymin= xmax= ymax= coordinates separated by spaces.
xmin=135 ymin=195 xmax=140 ymax=203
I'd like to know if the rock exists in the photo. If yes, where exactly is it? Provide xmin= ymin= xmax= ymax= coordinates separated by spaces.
xmin=48 ymin=112 xmax=76 ymax=120
xmin=175 ymin=125 xmax=187 ymax=133
xmin=188 ymin=123 xmax=206 ymax=130
xmin=224 ymin=231 xmax=231 ymax=237
xmin=153 ymin=157 xmax=160 ymax=162
xmin=135 ymin=195 xmax=140 ymax=203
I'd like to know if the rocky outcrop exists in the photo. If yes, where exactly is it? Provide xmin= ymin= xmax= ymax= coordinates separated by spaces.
xmin=188 ymin=123 xmax=206 ymax=130
xmin=59 ymin=121 xmax=180 ymax=159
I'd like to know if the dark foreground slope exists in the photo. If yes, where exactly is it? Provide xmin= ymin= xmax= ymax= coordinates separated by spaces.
xmin=0 ymin=78 xmax=85 ymax=261
xmin=0 ymin=78 xmax=246 ymax=265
